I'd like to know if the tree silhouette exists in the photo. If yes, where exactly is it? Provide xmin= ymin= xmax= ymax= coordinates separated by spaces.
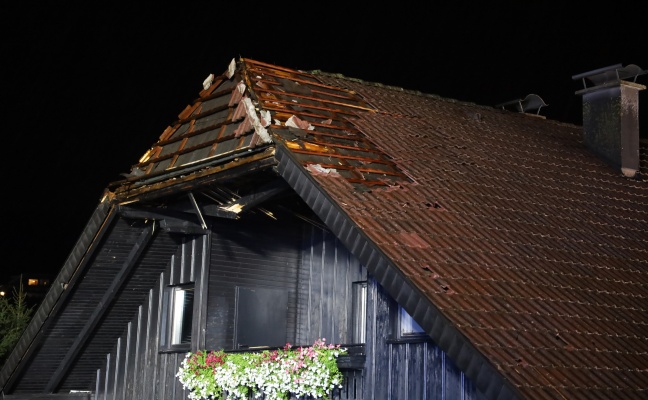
xmin=0 ymin=277 xmax=33 ymax=368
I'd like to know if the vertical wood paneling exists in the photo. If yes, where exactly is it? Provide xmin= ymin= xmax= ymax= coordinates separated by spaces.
xmin=296 ymin=226 xmax=365 ymax=346
xmin=170 ymin=253 xmax=179 ymax=285
xmin=365 ymin=281 xmax=483 ymax=400
xmin=195 ymin=234 xmax=211 ymax=350
xmin=406 ymin=343 xmax=425 ymax=400
xmin=95 ymin=369 xmax=101 ymax=399
xmin=206 ymin=219 xmax=301 ymax=350
xmin=103 ymin=352 xmax=113 ymax=400
xmin=93 ymin=235 xmax=209 ymax=400
xmin=444 ymin=351 xmax=463 ymax=400
xmin=367 ymin=280 xmax=392 ymax=399
xmin=151 ymin=273 xmax=164 ymax=399
xmin=82 ymin=219 xmax=482 ymax=400
xmin=112 ymin=338 xmax=122 ymax=400
xmin=426 ymin=344 xmax=444 ymax=399
xmin=320 ymin=234 xmax=335 ymax=341
xmin=132 ymin=305 xmax=145 ymax=400
xmin=86 ymin=218 xmax=488 ymax=400
xmin=121 ymin=323 xmax=133 ymax=400
xmin=141 ymin=287 xmax=156 ymax=400
xmin=389 ymin=344 xmax=405 ymax=399
xmin=158 ymin=352 xmax=167 ymax=399
xmin=308 ymin=227 xmax=324 ymax=340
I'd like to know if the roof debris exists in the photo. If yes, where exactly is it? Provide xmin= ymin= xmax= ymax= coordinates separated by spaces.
xmin=285 ymin=115 xmax=315 ymax=131
xmin=202 ymin=73 xmax=214 ymax=90
xmin=306 ymin=164 xmax=340 ymax=176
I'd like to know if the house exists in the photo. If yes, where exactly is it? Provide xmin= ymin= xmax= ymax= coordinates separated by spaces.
xmin=0 ymin=273 xmax=55 ymax=308
xmin=0 ymin=57 xmax=646 ymax=399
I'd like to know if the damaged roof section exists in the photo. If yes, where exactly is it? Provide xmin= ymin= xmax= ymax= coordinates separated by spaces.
xmin=110 ymin=58 xmax=412 ymax=206
xmin=139 ymin=60 xmax=272 ymax=175
xmin=111 ymin=59 xmax=276 ymax=204
xmin=240 ymin=58 xmax=411 ymax=188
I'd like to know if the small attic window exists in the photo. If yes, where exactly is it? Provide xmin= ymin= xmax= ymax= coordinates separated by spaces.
xmin=391 ymin=305 xmax=427 ymax=342
xmin=160 ymin=283 xmax=194 ymax=352
xmin=399 ymin=307 xmax=425 ymax=336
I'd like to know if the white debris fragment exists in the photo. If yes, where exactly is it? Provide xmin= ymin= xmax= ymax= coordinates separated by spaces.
xmin=236 ymin=81 xmax=246 ymax=94
xmin=307 ymin=164 xmax=340 ymax=176
xmin=285 ymin=115 xmax=315 ymax=130
xmin=227 ymin=58 xmax=236 ymax=79
xmin=260 ymin=110 xmax=271 ymax=127
xmin=242 ymin=97 xmax=272 ymax=143
xmin=202 ymin=73 xmax=214 ymax=90
xmin=228 ymin=82 xmax=245 ymax=107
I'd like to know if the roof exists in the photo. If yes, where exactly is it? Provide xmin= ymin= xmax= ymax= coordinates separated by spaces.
xmin=3 ymin=57 xmax=647 ymax=399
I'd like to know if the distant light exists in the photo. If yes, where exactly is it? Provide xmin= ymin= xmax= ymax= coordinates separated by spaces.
xmin=0 ymin=291 xmax=5 ymax=296
xmin=28 ymin=279 xmax=39 ymax=286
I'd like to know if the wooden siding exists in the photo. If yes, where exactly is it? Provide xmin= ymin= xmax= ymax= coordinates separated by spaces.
xmin=48 ymin=214 xmax=483 ymax=400
xmin=205 ymin=218 xmax=302 ymax=350
xmin=89 ymin=215 xmax=370 ymax=399
xmin=8 ymin=219 xmax=178 ymax=393
xmin=296 ymin=224 xmax=366 ymax=345
xmin=204 ymin=217 xmax=366 ymax=350
xmin=364 ymin=280 xmax=484 ymax=400
xmin=92 ymin=233 xmax=210 ymax=400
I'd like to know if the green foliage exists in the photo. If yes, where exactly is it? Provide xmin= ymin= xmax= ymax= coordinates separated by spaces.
xmin=0 ymin=279 xmax=34 ymax=368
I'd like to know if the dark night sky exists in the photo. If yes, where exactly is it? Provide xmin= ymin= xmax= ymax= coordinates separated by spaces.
xmin=2 ymin=3 xmax=647 ymax=279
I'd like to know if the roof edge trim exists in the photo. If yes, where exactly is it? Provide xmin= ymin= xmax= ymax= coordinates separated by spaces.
xmin=0 ymin=200 xmax=118 ymax=391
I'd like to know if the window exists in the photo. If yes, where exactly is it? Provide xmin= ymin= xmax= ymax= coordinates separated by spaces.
xmin=389 ymin=305 xmax=427 ymax=342
xmin=352 ymin=281 xmax=367 ymax=343
xmin=234 ymin=286 xmax=288 ymax=349
xmin=399 ymin=306 xmax=425 ymax=337
xmin=160 ymin=284 xmax=194 ymax=351
xmin=28 ymin=279 xmax=39 ymax=286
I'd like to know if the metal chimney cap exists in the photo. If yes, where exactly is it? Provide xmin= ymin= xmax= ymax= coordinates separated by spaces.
xmin=572 ymin=64 xmax=647 ymax=89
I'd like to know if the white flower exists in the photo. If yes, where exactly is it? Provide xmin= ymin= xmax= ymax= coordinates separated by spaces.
xmin=176 ymin=339 xmax=346 ymax=399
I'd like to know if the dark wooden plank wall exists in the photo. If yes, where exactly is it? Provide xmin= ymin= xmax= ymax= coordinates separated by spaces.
xmin=205 ymin=218 xmax=302 ymax=350
xmin=296 ymin=224 xmax=366 ymax=345
xmin=363 ymin=280 xmax=484 ymax=400
xmin=204 ymin=218 xmax=366 ymax=350
xmin=88 ymin=217 xmax=482 ymax=400
xmin=93 ymin=234 xmax=210 ymax=400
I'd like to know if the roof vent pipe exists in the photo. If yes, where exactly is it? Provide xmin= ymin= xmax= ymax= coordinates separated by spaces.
xmin=572 ymin=64 xmax=647 ymax=178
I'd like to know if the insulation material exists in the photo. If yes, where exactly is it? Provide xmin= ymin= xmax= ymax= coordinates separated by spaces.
xmin=285 ymin=115 xmax=315 ymax=131
xmin=306 ymin=164 xmax=340 ymax=177
xmin=228 ymin=82 xmax=246 ymax=107
xmin=202 ymin=74 xmax=214 ymax=90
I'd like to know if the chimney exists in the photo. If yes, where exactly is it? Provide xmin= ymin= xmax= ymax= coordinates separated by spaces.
xmin=572 ymin=64 xmax=647 ymax=178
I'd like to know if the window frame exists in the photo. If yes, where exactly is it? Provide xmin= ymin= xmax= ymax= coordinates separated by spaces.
xmin=351 ymin=281 xmax=368 ymax=344
xmin=398 ymin=306 xmax=426 ymax=337
xmin=388 ymin=304 xmax=429 ymax=343
xmin=160 ymin=283 xmax=195 ymax=352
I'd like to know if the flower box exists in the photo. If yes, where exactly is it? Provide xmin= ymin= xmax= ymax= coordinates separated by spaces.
xmin=177 ymin=339 xmax=351 ymax=400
